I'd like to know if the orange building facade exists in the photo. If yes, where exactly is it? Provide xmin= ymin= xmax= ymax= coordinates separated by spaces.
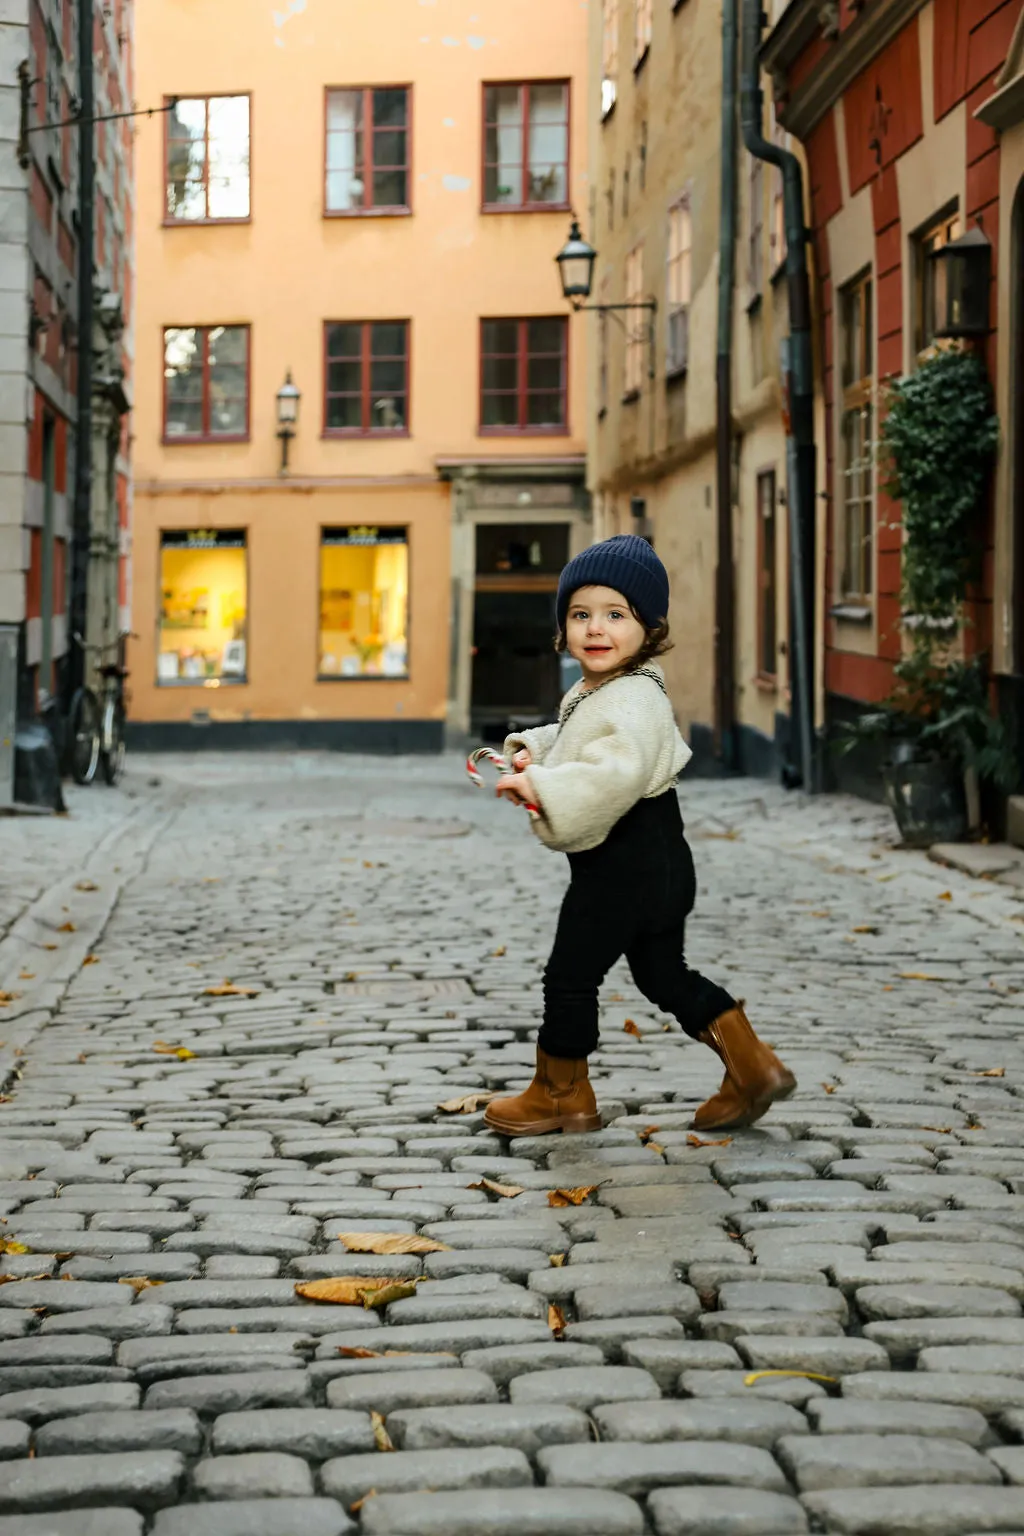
xmin=130 ymin=0 xmax=590 ymax=750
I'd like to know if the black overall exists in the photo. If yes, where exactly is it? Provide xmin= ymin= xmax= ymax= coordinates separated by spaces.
xmin=539 ymin=788 xmax=735 ymax=1059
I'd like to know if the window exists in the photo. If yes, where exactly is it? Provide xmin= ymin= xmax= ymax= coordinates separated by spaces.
xmin=624 ymin=246 xmax=644 ymax=397
xmin=757 ymin=469 xmax=778 ymax=678
xmin=319 ymin=526 xmax=409 ymax=679
xmin=916 ymin=209 xmax=961 ymax=354
xmin=840 ymin=272 xmax=874 ymax=602
xmin=163 ymin=325 xmax=249 ymax=442
xmin=480 ymin=317 xmax=568 ymax=433
xmin=635 ymin=0 xmax=653 ymax=64
xmin=748 ymin=151 xmax=764 ymax=293
xmin=324 ymin=321 xmax=410 ymax=436
xmin=666 ymin=197 xmax=692 ymax=376
xmin=770 ymin=107 xmax=788 ymax=271
xmin=483 ymin=82 xmax=569 ymax=210
xmin=325 ymin=87 xmax=410 ymax=215
xmin=602 ymin=0 xmax=619 ymax=117
xmin=165 ymin=96 xmax=250 ymax=222
xmin=158 ymin=530 xmax=247 ymax=686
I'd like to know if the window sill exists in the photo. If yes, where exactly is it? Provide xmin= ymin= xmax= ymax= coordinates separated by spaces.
xmin=831 ymin=602 xmax=872 ymax=624
xmin=322 ymin=429 xmax=411 ymax=440
xmin=157 ymin=676 xmax=248 ymax=688
xmin=752 ymin=673 xmax=778 ymax=694
xmin=478 ymin=425 xmax=570 ymax=437
xmin=634 ymin=45 xmax=650 ymax=74
xmin=324 ymin=207 xmax=412 ymax=219
xmin=770 ymin=258 xmax=788 ymax=287
xmin=481 ymin=202 xmax=572 ymax=215
xmin=162 ymin=216 xmax=252 ymax=228
xmin=162 ymin=434 xmax=251 ymax=446
xmin=621 ymin=388 xmax=641 ymax=405
xmin=746 ymin=290 xmax=763 ymax=317
xmin=317 ymin=673 xmax=410 ymax=683
xmin=665 ymin=363 xmax=688 ymax=385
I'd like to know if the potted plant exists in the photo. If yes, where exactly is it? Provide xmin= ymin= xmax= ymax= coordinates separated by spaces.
xmin=837 ymin=345 xmax=1011 ymax=845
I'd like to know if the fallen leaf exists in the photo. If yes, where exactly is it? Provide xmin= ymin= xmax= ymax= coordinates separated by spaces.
xmin=647 ymin=1142 xmax=665 ymax=1155
xmin=0 ymin=1271 xmax=48 ymax=1285
xmin=900 ymin=972 xmax=945 ymax=981
xmin=744 ymin=1369 xmax=837 ymax=1386
xmin=152 ymin=1042 xmax=196 ymax=1061
xmin=639 ymin=1125 xmax=661 ymax=1143
xmin=919 ymin=1125 xmax=953 ymax=1134
xmin=547 ymin=1186 xmax=600 ymax=1207
xmin=810 ymin=910 xmax=831 ymax=918
xmin=18 ymin=972 xmax=34 ymax=981
xmin=362 ymin=1280 xmax=420 ymax=1310
xmin=370 ymin=1411 xmax=394 ymax=1452
xmin=295 ymin=1278 xmax=394 ymax=1305
xmin=42 ymin=944 xmax=57 ymax=951
xmin=468 ymin=1178 xmax=524 ymax=1199
xmin=202 ymin=983 xmax=260 ymax=997
xmin=882 ymin=985 xmax=895 ymax=992
xmin=0 ymin=1240 xmax=29 ymax=1256
xmin=338 ymin=1346 xmax=381 ymax=1359
xmin=969 ymin=1067 xmax=1005 ymax=1078
xmin=337 ymin=1232 xmax=451 ymax=1255
xmin=548 ymin=1303 xmax=566 ymax=1338
xmin=851 ymin=924 xmax=880 ymax=934
xmin=82 ymin=955 xmax=99 ymax=966
xmin=57 ymin=922 xmax=76 ymax=933
xmin=701 ymin=827 xmax=740 ymax=840
xmin=74 ymin=880 xmax=98 ymax=891
xmin=350 ymin=1492 xmax=377 ymax=1515
xmin=437 ymin=1093 xmax=494 ymax=1114
xmin=549 ymin=1253 xmax=566 ymax=1267
xmin=876 ymin=872 xmax=899 ymax=882
xmin=938 ymin=890 xmax=953 ymax=901
xmin=822 ymin=1083 xmax=837 ymax=1095
xmin=623 ymin=1020 xmax=642 ymax=1037
xmin=0 ymin=993 xmax=21 ymax=1007
xmin=491 ymin=945 xmax=507 ymax=957
xmin=118 ymin=1277 xmax=163 ymax=1293
xmin=76 ymin=1054 xmax=87 ymax=1064
xmin=686 ymin=1134 xmax=733 ymax=1148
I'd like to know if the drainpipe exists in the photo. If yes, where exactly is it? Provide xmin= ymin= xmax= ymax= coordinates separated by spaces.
xmin=68 ymin=0 xmax=94 ymax=703
xmin=740 ymin=0 xmax=817 ymax=791
xmin=714 ymin=0 xmax=738 ymax=768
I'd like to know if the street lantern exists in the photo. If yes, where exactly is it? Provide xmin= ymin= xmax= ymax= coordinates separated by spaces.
xmin=555 ymin=219 xmax=598 ymax=305
xmin=276 ymin=371 xmax=301 ymax=473
xmin=932 ymin=226 xmax=992 ymax=339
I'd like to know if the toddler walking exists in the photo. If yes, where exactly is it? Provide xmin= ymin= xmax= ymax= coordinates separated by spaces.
xmin=484 ymin=534 xmax=796 ymax=1138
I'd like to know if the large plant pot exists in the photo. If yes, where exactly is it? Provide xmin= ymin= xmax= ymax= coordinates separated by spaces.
xmin=882 ymin=758 xmax=968 ymax=847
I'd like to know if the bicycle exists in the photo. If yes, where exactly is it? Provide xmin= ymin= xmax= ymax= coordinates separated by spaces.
xmin=68 ymin=632 xmax=131 ymax=787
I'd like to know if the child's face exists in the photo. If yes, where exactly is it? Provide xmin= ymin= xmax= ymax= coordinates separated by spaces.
xmin=565 ymin=585 xmax=647 ymax=682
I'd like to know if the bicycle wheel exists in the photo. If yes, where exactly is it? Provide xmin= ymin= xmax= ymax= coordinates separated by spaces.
xmin=100 ymin=698 xmax=126 ymax=786
xmin=68 ymin=688 xmax=101 ymax=785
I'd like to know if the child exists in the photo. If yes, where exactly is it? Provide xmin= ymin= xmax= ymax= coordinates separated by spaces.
xmin=484 ymin=533 xmax=796 ymax=1138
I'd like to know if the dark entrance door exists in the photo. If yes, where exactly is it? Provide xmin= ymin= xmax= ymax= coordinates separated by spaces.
xmin=470 ymin=522 xmax=569 ymax=741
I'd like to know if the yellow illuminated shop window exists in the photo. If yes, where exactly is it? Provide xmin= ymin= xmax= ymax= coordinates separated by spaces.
xmin=158 ymin=529 xmax=248 ymax=686
xmin=319 ymin=526 xmax=409 ymax=678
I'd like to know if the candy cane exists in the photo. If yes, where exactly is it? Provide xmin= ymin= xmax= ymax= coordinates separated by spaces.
xmin=466 ymin=747 xmax=542 ymax=819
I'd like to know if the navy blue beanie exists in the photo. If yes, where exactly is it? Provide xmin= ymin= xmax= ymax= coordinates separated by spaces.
xmin=556 ymin=535 xmax=670 ymax=632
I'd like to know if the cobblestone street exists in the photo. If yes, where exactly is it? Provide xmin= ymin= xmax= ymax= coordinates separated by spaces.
xmin=6 ymin=754 xmax=1024 ymax=1533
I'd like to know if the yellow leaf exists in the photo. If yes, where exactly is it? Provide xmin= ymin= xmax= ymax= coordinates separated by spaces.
xmin=882 ymin=984 xmax=895 ymax=992
xmin=548 ymin=1303 xmax=567 ymax=1338
xmin=58 ymin=922 xmax=76 ymax=933
xmin=361 ymin=1281 xmax=420 ymax=1310
xmin=549 ymin=1253 xmax=566 ymax=1267
xmin=74 ymin=880 xmax=98 ymax=892
xmin=0 ymin=993 xmax=19 ymax=1007
xmin=938 ymin=890 xmax=953 ymax=901
xmin=900 ymin=972 xmax=945 ymax=982
xmin=296 ymin=1278 xmax=400 ymax=1305
xmin=370 ymin=1412 xmax=394 ymax=1452
xmin=647 ymin=1141 xmax=665 ymax=1155
xmin=969 ymin=1067 xmax=1005 ymax=1078
xmin=18 ymin=972 xmax=34 ymax=981
xmin=0 ymin=1240 xmax=29 ymax=1255
xmin=744 ymin=1369 xmax=837 ymax=1386
xmin=118 ymin=1277 xmax=163 ymax=1293
xmin=810 ymin=911 xmax=831 ymax=919
xmin=491 ymin=945 xmax=507 ymax=957
xmin=203 ymin=983 xmax=260 ymax=997
xmin=42 ymin=944 xmax=57 ymax=951
xmin=686 ymin=1134 xmax=733 ymax=1148
xmin=82 ymin=955 xmax=100 ymax=966
xmin=919 ymin=1125 xmax=954 ymax=1134
xmin=152 ymin=1042 xmax=196 ymax=1060
xmin=336 ymin=1232 xmax=451 ymax=1256
xmin=639 ymin=1125 xmax=660 ymax=1144
xmin=623 ymin=1020 xmax=641 ymax=1037
xmin=338 ymin=1346 xmax=381 ymax=1359
xmin=851 ymin=924 xmax=880 ymax=934
xmin=437 ymin=1093 xmax=494 ymax=1114
xmin=350 ymin=1492 xmax=377 ymax=1515
xmin=468 ymin=1178 xmax=524 ymax=1199
xmin=876 ymin=872 xmax=899 ymax=882
xmin=547 ymin=1186 xmax=600 ymax=1207
xmin=822 ymin=1083 xmax=837 ymax=1094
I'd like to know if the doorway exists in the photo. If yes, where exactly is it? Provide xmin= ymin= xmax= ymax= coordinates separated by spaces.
xmin=470 ymin=522 xmax=569 ymax=740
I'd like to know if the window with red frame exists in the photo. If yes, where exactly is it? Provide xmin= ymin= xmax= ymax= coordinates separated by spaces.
xmin=166 ymin=96 xmax=250 ymax=222
xmin=325 ymin=87 xmax=410 ymax=214
xmin=163 ymin=325 xmax=249 ymax=441
xmin=480 ymin=318 xmax=567 ymax=433
xmin=483 ymin=82 xmax=570 ymax=210
xmin=324 ymin=321 xmax=410 ymax=435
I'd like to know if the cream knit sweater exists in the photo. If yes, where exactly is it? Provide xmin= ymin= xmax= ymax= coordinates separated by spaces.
xmin=504 ymin=663 xmax=692 ymax=854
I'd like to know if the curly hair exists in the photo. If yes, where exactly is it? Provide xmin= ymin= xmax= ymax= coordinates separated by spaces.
xmin=555 ymin=608 xmax=672 ymax=675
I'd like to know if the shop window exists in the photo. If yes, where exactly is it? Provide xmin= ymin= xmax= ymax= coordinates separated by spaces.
xmin=915 ymin=209 xmax=961 ymax=356
xmin=602 ymin=0 xmax=619 ymax=117
xmin=163 ymin=325 xmax=249 ymax=442
xmin=635 ymin=0 xmax=653 ymax=66
xmin=666 ymin=196 xmax=691 ymax=377
xmin=480 ymin=317 xmax=568 ymax=433
xmin=319 ymin=526 xmax=409 ymax=679
xmin=325 ymin=86 xmax=410 ymax=214
xmin=839 ymin=271 xmax=874 ymax=602
xmin=158 ymin=530 xmax=248 ymax=686
xmin=324 ymin=321 xmax=409 ymax=435
xmin=757 ymin=468 xmax=778 ymax=679
xmin=165 ymin=95 xmax=250 ymax=222
xmin=624 ymin=245 xmax=644 ymax=397
xmin=483 ymin=82 xmax=570 ymax=210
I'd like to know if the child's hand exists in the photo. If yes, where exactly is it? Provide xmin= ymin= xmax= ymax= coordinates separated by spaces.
xmin=496 ymin=771 xmax=536 ymax=808
xmin=511 ymin=748 xmax=532 ymax=771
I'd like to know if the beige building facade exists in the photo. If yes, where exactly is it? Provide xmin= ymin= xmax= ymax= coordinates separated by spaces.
xmin=588 ymin=0 xmax=813 ymax=774
xmin=130 ymin=0 xmax=589 ymax=751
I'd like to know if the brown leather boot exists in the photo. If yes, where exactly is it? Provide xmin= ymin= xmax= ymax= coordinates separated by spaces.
xmin=691 ymin=1006 xmax=796 ymax=1132
xmin=484 ymin=1047 xmax=602 ymax=1137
